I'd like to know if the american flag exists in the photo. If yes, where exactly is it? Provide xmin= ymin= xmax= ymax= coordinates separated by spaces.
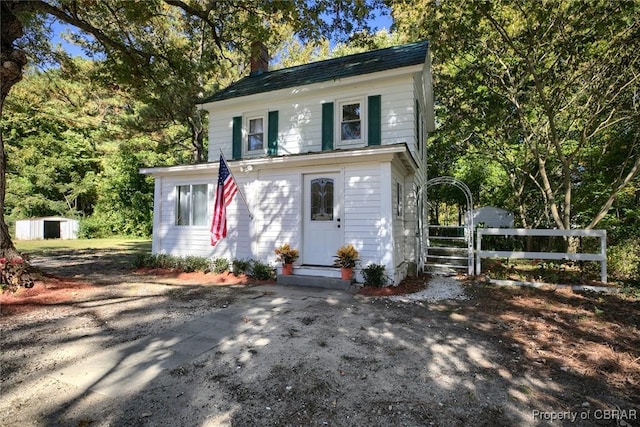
xmin=210 ymin=154 xmax=239 ymax=246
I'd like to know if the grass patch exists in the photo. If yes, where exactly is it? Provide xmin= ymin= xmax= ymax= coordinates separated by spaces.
xmin=15 ymin=238 xmax=152 ymax=257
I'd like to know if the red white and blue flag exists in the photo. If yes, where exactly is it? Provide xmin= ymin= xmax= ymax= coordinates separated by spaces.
xmin=210 ymin=154 xmax=239 ymax=246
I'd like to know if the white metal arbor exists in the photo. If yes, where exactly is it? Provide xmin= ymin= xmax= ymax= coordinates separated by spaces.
xmin=424 ymin=177 xmax=474 ymax=275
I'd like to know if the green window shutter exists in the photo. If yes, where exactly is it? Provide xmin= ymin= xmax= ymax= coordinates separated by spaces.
xmin=268 ymin=110 xmax=278 ymax=156
xmin=232 ymin=116 xmax=242 ymax=160
xmin=321 ymin=102 xmax=334 ymax=151
xmin=368 ymin=95 xmax=381 ymax=146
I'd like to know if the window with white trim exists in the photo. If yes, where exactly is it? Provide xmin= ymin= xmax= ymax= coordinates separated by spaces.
xmin=175 ymin=184 xmax=208 ymax=226
xmin=338 ymin=99 xmax=364 ymax=143
xmin=396 ymin=181 xmax=403 ymax=218
xmin=246 ymin=116 xmax=265 ymax=153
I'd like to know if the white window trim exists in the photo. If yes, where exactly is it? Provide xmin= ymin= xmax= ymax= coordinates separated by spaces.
xmin=175 ymin=183 xmax=210 ymax=227
xmin=243 ymin=113 xmax=267 ymax=157
xmin=336 ymin=97 xmax=366 ymax=146
xmin=416 ymin=100 xmax=424 ymax=152
xmin=396 ymin=181 xmax=403 ymax=218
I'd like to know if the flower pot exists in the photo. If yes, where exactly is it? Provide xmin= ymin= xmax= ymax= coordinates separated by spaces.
xmin=282 ymin=263 xmax=293 ymax=275
xmin=340 ymin=267 xmax=353 ymax=281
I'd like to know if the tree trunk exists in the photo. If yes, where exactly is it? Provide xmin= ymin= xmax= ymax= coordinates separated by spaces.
xmin=1 ymin=2 xmax=28 ymax=261
xmin=188 ymin=109 xmax=206 ymax=163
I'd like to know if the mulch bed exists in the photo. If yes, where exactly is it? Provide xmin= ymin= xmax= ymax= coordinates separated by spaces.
xmin=0 ymin=275 xmax=94 ymax=316
xmin=1 ymin=269 xmax=275 ymax=317
xmin=132 ymin=268 xmax=276 ymax=285
xmin=357 ymin=274 xmax=429 ymax=296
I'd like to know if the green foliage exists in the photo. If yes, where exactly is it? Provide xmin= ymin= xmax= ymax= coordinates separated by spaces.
xmin=211 ymin=257 xmax=230 ymax=274
xmin=134 ymin=253 xmax=172 ymax=269
xmin=90 ymin=146 xmax=155 ymax=238
xmin=134 ymin=254 xmax=276 ymax=279
xmin=393 ymin=0 xmax=640 ymax=231
xmin=2 ymin=61 xmax=179 ymax=239
xmin=608 ymin=238 xmax=640 ymax=284
xmin=232 ymin=258 xmax=252 ymax=276
xmin=133 ymin=253 xmax=209 ymax=273
xmin=181 ymin=256 xmax=210 ymax=273
xmin=361 ymin=263 xmax=388 ymax=287
xmin=249 ymin=260 xmax=275 ymax=280
xmin=77 ymin=216 xmax=110 ymax=239
xmin=2 ymin=66 xmax=102 ymax=220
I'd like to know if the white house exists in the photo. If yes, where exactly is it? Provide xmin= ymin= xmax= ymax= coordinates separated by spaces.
xmin=141 ymin=40 xmax=435 ymax=285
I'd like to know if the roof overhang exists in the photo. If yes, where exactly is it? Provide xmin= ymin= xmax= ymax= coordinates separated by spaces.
xmin=140 ymin=143 xmax=418 ymax=177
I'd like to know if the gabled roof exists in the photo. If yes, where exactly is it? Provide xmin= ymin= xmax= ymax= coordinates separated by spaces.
xmin=202 ymin=40 xmax=429 ymax=103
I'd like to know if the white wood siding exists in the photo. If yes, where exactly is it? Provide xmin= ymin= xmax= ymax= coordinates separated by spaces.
xmin=403 ymin=171 xmax=418 ymax=270
xmin=344 ymin=163 xmax=384 ymax=261
xmin=391 ymin=163 xmax=405 ymax=267
xmin=153 ymin=174 xmax=253 ymax=259
xmin=389 ymin=159 xmax=421 ymax=282
xmin=150 ymin=161 xmax=408 ymax=282
xmin=151 ymin=168 xmax=304 ymax=264
xmin=207 ymin=74 xmax=419 ymax=162
xmin=250 ymin=170 xmax=302 ymax=262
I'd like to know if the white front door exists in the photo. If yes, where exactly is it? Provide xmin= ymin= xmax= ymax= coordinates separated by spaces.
xmin=303 ymin=172 xmax=342 ymax=266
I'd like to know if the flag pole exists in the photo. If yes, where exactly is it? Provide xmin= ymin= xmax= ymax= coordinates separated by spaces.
xmin=219 ymin=149 xmax=254 ymax=220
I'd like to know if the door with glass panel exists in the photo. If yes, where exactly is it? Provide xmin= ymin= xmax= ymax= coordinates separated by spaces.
xmin=303 ymin=173 xmax=343 ymax=265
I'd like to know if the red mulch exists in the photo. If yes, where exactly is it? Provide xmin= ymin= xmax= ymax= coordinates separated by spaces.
xmin=0 ymin=275 xmax=94 ymax=316
xmin=1 ymin=270 xmax=275 ymax=317
xmin=132 ymin=268 xmax=276 ymax=285
xmin=357 ymin=274 xmax=429 ymax=296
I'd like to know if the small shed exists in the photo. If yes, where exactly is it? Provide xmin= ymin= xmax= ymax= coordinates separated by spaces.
xmin=465 ymin=206 xmax=514 ymax=228
xmin=15 ymin=217 xmax=79 ymax=240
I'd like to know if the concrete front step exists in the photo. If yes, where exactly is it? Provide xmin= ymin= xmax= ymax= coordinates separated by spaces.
xmin=277 ymin=274 xmax=352 ymax=291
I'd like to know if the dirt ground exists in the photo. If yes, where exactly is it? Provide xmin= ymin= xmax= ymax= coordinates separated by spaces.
xmin=1 ymin=250 xmax=639 ymax=426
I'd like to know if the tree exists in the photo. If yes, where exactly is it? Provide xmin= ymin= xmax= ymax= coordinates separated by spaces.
xmin=391 ymin=0 xmax=640 ymax=234
xmin=0 ymin=0 xmax=381 ymax=284
xmin=2 ymin=64 xmax=104 ymax=220
xmin=85 ymin=145 xmax=156 ymax=238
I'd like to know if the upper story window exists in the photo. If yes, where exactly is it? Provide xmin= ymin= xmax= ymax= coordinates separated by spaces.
xmin=339 ymin=99 xmax=363 ymax=143
xmin=176 ymin=184 xmax=208 ymax=226
xmin=247 ymin=116 xmax=264 ymax=152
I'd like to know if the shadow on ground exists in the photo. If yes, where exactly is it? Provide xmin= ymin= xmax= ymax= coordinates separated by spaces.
xmin=1 ymin=249 xmax=638 ymax=426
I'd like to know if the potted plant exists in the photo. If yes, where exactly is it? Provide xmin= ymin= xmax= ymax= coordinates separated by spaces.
xmin=274 ymin=243 xmax=299 ymax=275
xmin=333 ymin=244 xmax=360 ymax=280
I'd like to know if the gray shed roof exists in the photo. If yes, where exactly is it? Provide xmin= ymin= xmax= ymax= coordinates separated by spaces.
xmin=202 ymin=40 xmax=429 ymax=103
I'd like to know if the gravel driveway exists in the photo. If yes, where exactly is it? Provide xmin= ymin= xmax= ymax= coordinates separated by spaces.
xmin=1 ymin=252 xmax=637 ymax=426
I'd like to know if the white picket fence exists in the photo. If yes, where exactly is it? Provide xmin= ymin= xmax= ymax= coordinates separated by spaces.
xmin=475 ymin=228 xmax=607 ymax=283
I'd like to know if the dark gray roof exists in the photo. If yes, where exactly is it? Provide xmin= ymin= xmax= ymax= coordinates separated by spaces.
xmin=202 ymin=40 xmax=428 ymax=103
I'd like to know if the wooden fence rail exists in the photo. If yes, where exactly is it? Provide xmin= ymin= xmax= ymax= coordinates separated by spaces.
xmin=475 ymin=228 xmax=607 ymax=282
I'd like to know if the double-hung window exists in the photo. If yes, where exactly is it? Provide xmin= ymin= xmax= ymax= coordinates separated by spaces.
xmin=247 ymin=116 xmax=264 ymax=153
xmin=175 ymin=184 xmax=208 ymax=226
xmin=339 ymin=100 xmax=362 ymax=142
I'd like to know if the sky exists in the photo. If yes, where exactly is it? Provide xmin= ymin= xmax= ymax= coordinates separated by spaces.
xmin=50 ymin=7 xmax=393 ymax=59
xmin=368 ymin=10 xmax=393 ymax=32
